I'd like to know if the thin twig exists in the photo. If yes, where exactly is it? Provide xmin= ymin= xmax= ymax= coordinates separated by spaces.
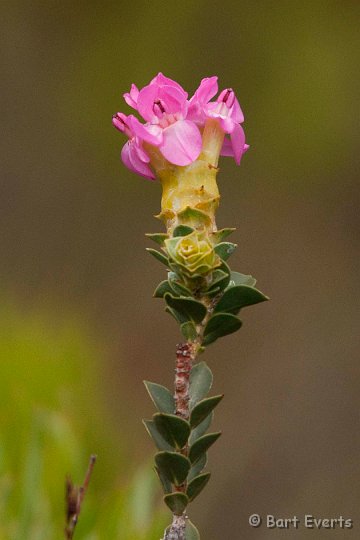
xmin=65 ymin=454 xmax=97 ymax=539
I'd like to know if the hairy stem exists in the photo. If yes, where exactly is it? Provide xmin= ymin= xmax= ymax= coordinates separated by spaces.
xmin=163 ymin=515 xmax=187 ymax=540
xmin=174 ymin=342 xmax=193 ymax=421
xmin=161 ymin=341 xmax=198 ymax=540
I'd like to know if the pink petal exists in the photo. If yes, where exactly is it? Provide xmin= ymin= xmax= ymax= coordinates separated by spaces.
xmin=112 ymin=112 xmax=132 ymax=138
xmin=151 ymin=73 xmax=185 ymax=93
xmin=230 ymin=123 xmax=246 ymax=165
xmin=187 ymin=76 xmax=218 ymax=123
xmin=205 ymin=102 xmax=226 ymax=119
xmin=219 ymin=116 xmax=235 ymax=134
xmin=123 ymin=84 xmax=139 ymax=109
xmin=127 ymin=115 xmax=163 ymax=145
xmin=135 ymin=141 xmax=151 ymax=163
xmin=121 ymin=141 xmax=155 ymax=180
xmin=231 ymin=97 xmax=244 ymax=124
xmin=158 ymin=85 xmax=187 ymax=114
xmin=220 ymin=136 xmax=234 ymax=157
xmin=191 ymin=76 xmax=218 ymax=104
xmin=138 ymin=76 xmax=188 ymax=121
xmin=205 ymin=106 xmax=234 ymax=134
xmin=186 ymin=102 xmax=205 ymax=124
xmin=159 ymin=120 xmax=202 ymax=166
xmin=112 ymin=112 xmax=127 ymax=133
xmin=221 ymin=134 xmax=249 ymax=160
xmin=137 ymin=84 xmax=159 ymax=122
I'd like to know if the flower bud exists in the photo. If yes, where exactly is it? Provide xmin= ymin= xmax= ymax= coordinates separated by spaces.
xmin=165 ymin=230 xmax=220 ymax=277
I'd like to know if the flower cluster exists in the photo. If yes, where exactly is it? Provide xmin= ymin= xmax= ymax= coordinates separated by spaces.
xmin=113 ymin=73 xmax=248 ymax=180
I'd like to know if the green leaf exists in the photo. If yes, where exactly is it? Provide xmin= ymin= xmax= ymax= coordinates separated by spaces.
xmin=205 ymin=286 xmax=221 ymax=299
xmin=203 ymin=313 xmax=242 ymax=346
xmin=185 ymin=519 xmax=201 ymax=540
xmin=189 ymin=413 xmax=213 ymax=445
xmin=220 ymin=259 xmax=231 ymax=275
xmin=155 ymin=452 xmax=191 ymax=485
xmin=206 ymin=270 xmax=230 ymax=294
xmin=154 ymin=465 xmax=172 ymax=494
xmin=172 ymin=225 xmax=194 ymax=237
xmin=190 ymin=395 xmax=223 ymax=428
xmin=181 ymin=321 xmax=198 ymax=341
xmin=189 ymin=362 xmax=213 ymax=410
xmin=186 ymin=473 xmax=211 ymax=502
xmin=144 ymin=381 xmax=175 ymax=413
xmin=188 ymin=453 xmax=207 ymax=482
xmin=143 ymin=419 xmax=173 ymax=451
xmin=215 ymin=285 xmax=269 ymax=315
xmin=146 ymin=248 xmax=169 ymax=266
xmin=211 ymin=228 xmax=236 ymax=244
xmin=228 ymin=271 xmax=257 ymax=288
xmin=164 ymin=492 xmax=189 ymax=515
xmin=214 ymin=242 xmax=237 ymax=261
xmin=168 ymin=273 xmax=193 ymax=296
xmin=215 ymin=260 xmax=231 ymax=286
xmin=153 ymin=280 xmax=174 ymax=298
xmin=165 ymin=306 xmax=188 ymax=324
xmin=189 ymin=432 xmax=221 ymax=464
xmin=164 ymin=294 xmax=207 ymax=324
xmin=153 ymin=413 xmax=191 ymax=449
xmin=145 ymin=233 xmax=168 ymax=246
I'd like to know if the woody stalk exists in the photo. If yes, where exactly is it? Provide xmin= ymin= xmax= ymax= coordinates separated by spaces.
xmin=113 ymin=73 xmax=268 ymax=540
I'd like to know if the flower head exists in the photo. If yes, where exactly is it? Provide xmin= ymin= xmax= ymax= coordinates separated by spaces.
xmin=122 ymin=73 xmax=202 ymax=167
xmin=113 ymin=73 xmax=248 ymax=178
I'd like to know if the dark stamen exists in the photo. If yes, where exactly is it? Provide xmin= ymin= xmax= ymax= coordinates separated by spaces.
xmin=222 ymin=89 xmax=232 ymax=102
xmin=113 ymin=113 xmax=125 ymax=124
xmin=154 ymin=99 xmax=166 ymax=113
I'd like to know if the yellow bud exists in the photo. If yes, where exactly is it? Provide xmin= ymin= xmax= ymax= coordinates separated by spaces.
xmin=165 ymin=231 xmax=220 ymax=277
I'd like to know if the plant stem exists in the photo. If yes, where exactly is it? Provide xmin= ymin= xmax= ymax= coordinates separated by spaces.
xmin=174 ymin=342 xmax=193 ymax=421
xmin=162 ymin=341 xmax=198 ymax=540
xmin=65 ymin=454 xmax=97 ymax=539
xmin=163 ymin=515 xmax=187 ymax=540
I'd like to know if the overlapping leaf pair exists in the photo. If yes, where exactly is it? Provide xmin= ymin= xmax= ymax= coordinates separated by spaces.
xmin=143 ymin=362 xmax=221 ymax=536
xmin=147 ymin=224 xmax=268 ymax=348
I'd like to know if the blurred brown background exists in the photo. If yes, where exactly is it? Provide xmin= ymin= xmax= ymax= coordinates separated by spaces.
xmin=1 ymin=1 xmax=360 ymax=538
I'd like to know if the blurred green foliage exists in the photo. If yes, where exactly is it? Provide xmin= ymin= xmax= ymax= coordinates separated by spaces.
xmin=0 ymin=301 xmax=166 ymax=539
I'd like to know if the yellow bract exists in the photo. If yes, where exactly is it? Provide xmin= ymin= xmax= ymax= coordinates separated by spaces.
xmin=145 ymin=119 xmax=225 ymax=236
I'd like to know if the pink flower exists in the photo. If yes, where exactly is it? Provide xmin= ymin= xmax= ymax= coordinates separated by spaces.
xmin=189 ymin=77 xmax=247 ymax=165
xmin=123 ymin=73 xmax=203 ymax=166
xmin=187 ymin=76 xmax=219 ymax=124
xmin=113 ymin=73 xmax=248 ymax=179
xmin=112 ymin=112 xmax=155 ymax=180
